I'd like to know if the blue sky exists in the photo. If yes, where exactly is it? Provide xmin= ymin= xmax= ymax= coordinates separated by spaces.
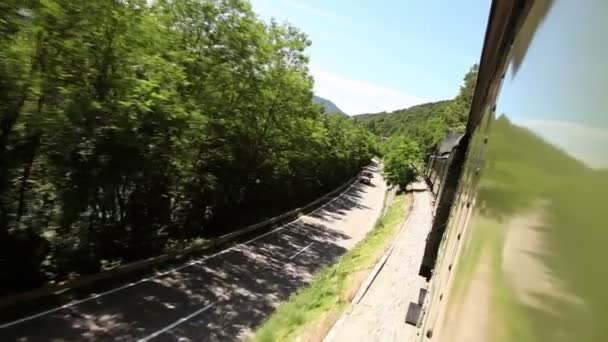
xmin=250 ymin=0 xmax=492 ymax=114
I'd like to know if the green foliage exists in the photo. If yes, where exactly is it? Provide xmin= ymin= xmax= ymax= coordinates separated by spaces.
xmin=355 ymin=100 xmax=452 ymax=141
xmin=382 ymin=137 xmax=422 ymax=189
xmin=0 ymin=0 xmax=376 ymax=293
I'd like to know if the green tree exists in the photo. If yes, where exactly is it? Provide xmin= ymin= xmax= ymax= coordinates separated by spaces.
xmin=443 ymin=64 xmax=478 ymax=131
xmin=382 ymin=137 xmax=421 ymax=190
xmin=0 ymin=0 xmax=377 ymax=293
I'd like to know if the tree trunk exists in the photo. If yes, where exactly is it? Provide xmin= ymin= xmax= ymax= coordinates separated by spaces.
xmin=16 ymin=137 xmax=39 ymax=222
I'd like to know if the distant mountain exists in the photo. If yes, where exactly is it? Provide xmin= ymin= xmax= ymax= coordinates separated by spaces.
xmin=313 ymin=95 xmax=346 ymax=116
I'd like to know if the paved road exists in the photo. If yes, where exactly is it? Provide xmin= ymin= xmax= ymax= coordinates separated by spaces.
xmin=325 ymin=180 xmax=432 ymax=342
xmin=0 ymin=164 xmax=386 ymax=342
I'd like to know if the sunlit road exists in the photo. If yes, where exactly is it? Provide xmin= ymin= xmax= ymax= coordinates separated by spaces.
xmin=0 ymin=163 xmax=386 ymax=342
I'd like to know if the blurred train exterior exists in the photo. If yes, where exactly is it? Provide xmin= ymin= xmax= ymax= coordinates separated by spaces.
xmin=421 ymin=132 xmax=465 ymax=280
xmin=426 ymin=132 xmax=464 ymax=199
xmin=417 ymin=1 xmax=608 ymax=341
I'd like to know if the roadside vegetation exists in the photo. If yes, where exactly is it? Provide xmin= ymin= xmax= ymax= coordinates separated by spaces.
xmin=250 ymin=193 xmax=411 ymax=342
xmin=0 ymin=0 xmax=377 ymax=294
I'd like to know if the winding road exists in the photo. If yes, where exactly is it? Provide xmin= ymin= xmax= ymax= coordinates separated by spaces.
xmin=0 ymin=163 xmax=386 ymax=342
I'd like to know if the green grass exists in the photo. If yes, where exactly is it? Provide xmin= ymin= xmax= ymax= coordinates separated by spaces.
xmin=249 ymin=193 xmax=411 ymax=342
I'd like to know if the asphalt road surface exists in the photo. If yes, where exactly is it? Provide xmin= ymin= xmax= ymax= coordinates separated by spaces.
xmin=0 ymin=164 xmax=386 ymax=342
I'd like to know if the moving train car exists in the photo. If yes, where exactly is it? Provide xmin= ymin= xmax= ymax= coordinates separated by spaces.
xmin=417 ymin=0 xmax=608 ymax=341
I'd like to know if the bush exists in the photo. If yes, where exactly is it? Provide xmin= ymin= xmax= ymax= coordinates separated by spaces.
xmin=382 ymin=137 xmax=422 ymax=189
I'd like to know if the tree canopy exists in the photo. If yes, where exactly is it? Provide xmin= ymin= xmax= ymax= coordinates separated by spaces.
xmin=382 ymin=137 xmax=421 ymax=189
xmin=0 ymin=0 xmax=377 ymax=293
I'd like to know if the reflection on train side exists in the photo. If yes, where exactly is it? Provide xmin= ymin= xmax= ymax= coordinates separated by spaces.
xmin=419 ymin=1 xmax=608 ymax=341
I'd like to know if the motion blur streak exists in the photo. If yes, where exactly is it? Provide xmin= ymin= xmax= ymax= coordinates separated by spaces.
xmin=418 ymin=1 xmax=608 ymax=341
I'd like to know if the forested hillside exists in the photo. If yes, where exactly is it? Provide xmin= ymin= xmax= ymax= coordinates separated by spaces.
xmin=354 ymin=65 xmax=477 ymax=155
xmin=358 ymin=66 xmax=478 ymax=188
xmin=0 ymin=0 xmax=376 ymax=293
xmin=354 ymin=100 xmax=452 ymax=138
xmin=313 ymin=95 xmax=346 ymax=115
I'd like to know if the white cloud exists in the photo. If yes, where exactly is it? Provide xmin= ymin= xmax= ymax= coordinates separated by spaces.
xmin=310 ymin=64 xmax=427 ymax=115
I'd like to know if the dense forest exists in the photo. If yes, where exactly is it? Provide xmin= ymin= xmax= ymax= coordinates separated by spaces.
xmin=354 ymin=100 xmax=452 ymax=137
xmin=0 ymin=0 xmax=376 ymax=293
xmin=356 ymin=66 xmax=478 ymax=188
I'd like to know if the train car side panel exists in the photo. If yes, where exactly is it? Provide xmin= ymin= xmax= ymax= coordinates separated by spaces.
xmin=419 ymin=1 xmax=608 ymax=341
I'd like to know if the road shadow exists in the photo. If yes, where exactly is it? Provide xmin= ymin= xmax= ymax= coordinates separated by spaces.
xmin=0 ymin=186 xmax=369 ymax=341
xmin=309 ymin=183 xmax=371 ymax=223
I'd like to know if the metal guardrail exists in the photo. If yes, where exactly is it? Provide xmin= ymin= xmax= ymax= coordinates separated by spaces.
xmin=0 ymin=172 xmax=362 ymax=309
